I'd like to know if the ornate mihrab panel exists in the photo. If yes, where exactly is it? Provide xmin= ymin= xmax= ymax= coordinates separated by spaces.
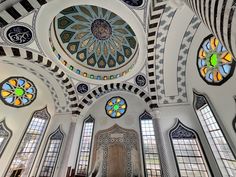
xmin=91 ymin=124 xmax=141 ymax=177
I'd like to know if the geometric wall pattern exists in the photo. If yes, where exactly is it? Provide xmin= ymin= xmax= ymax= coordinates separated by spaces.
xmin=0 ymin=0 xmax=53 ymax=28
xmin=0 ymin=59 xmax=70 ymax=113
xmin=77 ymin=82 xmax=154 ymax=115
xmin=155 ymin=5 xmax=201 ymax=105
xmin=146 ymin=0 xmax=167 ymax=109
xmin=0 ymin=46 xmax=79 ymax=115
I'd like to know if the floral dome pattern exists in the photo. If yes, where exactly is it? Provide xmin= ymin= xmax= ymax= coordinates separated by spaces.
xmin=0 ymin=77 xmax=37 ymax=107
xmin=50 ymin=5 xmax=138 ymax=80
xmin=105 ymin=96 xmax=127 ymax=118
xmin=197 ymin=35 xmax=235 ymax=85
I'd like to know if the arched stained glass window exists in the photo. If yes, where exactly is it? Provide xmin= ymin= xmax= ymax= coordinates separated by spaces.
xmin=197 ymin=35 xmax=235 ymax=85
xmin=105 ymin=96 xmax=127 ymax=118
xmin=169 ymin=120 xmax=211 ymax=177
xmin=139 ymin=111 xmax=161 ymax=177
xmin=0 ymin=77 xmax=37 ymax=107
xmin=76 ymin=116 xmax=95 ymax=176
xmin=194 ymin=92 xmax=236 ymax=176
xmin=0 ymin=119 xmax=12 ymax=157
xmin=38 ymin=127 xmax=64 ymax=177
xmin=5 ymin=107 xmax=50 ymax=177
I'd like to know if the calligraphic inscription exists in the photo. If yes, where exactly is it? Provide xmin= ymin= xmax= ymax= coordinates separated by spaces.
xmin=135 ymin=75 xmax=146 ymax=87
xmin=6 ymin=25 xmax=33 ymax=44
xmin=123 ymin=0 xmax=143 ymax=6
xmin=77 ymin=83 xmax=89 ymax=94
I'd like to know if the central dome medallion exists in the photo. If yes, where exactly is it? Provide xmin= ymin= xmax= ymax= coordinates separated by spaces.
xmin=50 ymin=5 xmax=139 ymax=81
xmin=91 ymin=19 xmax=112 ymax=40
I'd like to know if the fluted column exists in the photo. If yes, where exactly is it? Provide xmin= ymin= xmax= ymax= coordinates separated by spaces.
xmin=175 ymin=0 xmax=236 ymax=58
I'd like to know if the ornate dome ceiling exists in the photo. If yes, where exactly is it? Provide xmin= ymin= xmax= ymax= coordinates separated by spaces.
xmin=49 ymin=5 xmax=139 ymax=81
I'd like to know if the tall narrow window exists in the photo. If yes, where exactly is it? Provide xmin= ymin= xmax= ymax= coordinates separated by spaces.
xmin=169 ymin=120 xmax=212 ymax=177
xmin=0 ymin=119 xmax=12 ymax=157
xmin=5 ymin=107 xmax=50 ymax=177
xmin=39 ymin=127 xmax=64 ymax=177
xmin=77 ymin=116 xmax=95 ymax=176
xmin=140 ymin=111 xmax=161 ymax=177
xmin=194 ymin=92 xmax=236 ymax=176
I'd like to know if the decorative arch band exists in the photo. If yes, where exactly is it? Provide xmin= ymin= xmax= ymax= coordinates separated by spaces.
xmin=0 ymin=46 xmax=79 ymax=115
xmin=77 ymin=82 xmax=157 ymax=115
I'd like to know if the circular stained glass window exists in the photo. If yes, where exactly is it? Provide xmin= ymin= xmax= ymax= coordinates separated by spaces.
xmin=105 ymin=96 xmax=127 ymax=118
xmin=0 ymin=77 xmax=37 ymax=107
xmin=197 ymin=35 xmax=235 ymax=85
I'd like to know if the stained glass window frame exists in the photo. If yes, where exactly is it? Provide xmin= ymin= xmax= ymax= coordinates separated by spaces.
xmin=105 ymin=96 xmax=127 ymax=119
xmin=169 ymin=120 xmax=213 ymax=177
xmin=0 ymin=119 xmax=12 ymax=157
xmin=76 ymin=116 xmax=95 ymax=176
xmin=5 ymin=107 xmax=50 ymax=177
xmin=197 ymin=35 xmax=236 ymax=85
xmin=139 ymin=111 xmax=162 ymax=177
xmin=38 ymin=126 xmax=64 ymax=177
xmin=0 ymin=76 xmax=37 ymax=108
xmin=193 ymin=91 xmax=236 ymax=176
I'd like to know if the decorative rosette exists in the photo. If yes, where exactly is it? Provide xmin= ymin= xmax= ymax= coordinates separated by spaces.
xmin=197 ymin=35 xmax=235 ymax=85
xmin=105 ymin=96 xmax=127 ymax=118
xmin=0 ymin=77 xmax=36 ymax=107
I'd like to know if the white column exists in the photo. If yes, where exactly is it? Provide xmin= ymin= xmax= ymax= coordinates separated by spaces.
xmin=150 ymin=110 xmax=171 ymax=177
xmin=58 ymin=114 xmax=84 ymax=177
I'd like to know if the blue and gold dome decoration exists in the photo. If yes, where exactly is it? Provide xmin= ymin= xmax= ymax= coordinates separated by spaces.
xmin=0 ymin=77 xmax=37 ymax=108
xmin=50 ymin=5 xmax=138 ymax=80
xmin=105 ymin=96 xmax=127 ymax=118
xmin=197 ymin=35 xmax=235 ymax=85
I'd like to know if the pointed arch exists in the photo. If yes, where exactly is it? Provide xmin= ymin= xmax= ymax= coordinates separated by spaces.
xmin=76 ymin=116 xmax=95 ymax=176
xmin=5 ymin=107 xmax=50 ymax=177
xmin=169 ymin=119 xmax=212 ymax=177
xmin=193 ymin=91 xmax=236 ymax=176
xmin=0 ymin=119 xmax=12 ymax=157
xmin=0 ymin=46 xmax=79 ymax=115
xmin=77 ymin=83 xmax=155 ymax=116
xmin=38 ymin=126 xmax=64 ymax=177
xmin=139 ymin=111 xmax=161 ymax=177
